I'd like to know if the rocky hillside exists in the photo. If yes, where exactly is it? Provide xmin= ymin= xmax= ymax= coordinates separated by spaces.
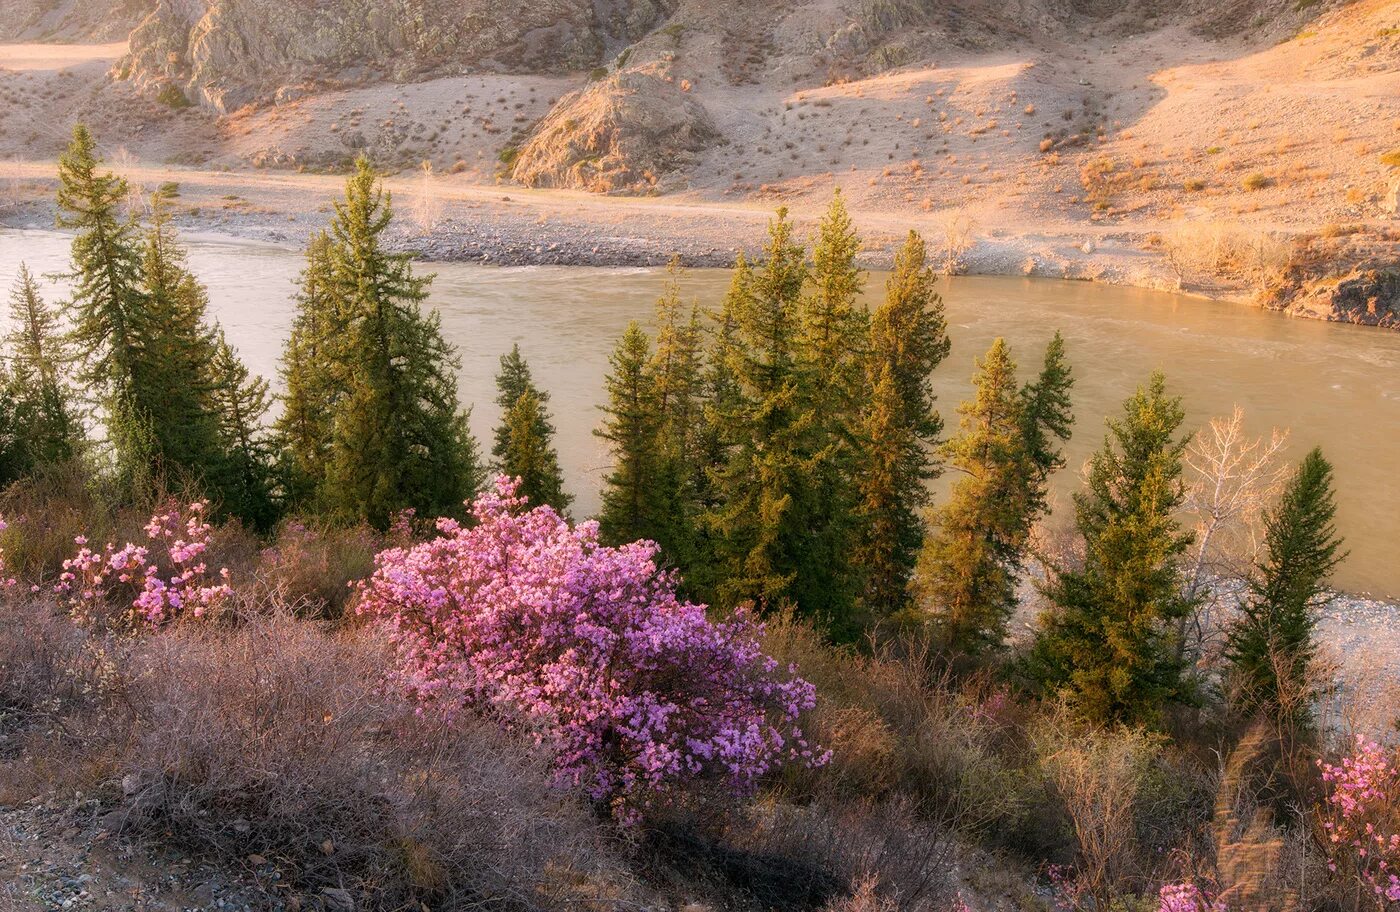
xmin=0 ymin=0 xmax=147 ymax=41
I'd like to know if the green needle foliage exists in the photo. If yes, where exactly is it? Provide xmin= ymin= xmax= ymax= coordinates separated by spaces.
xmin=493 ymin=345 xmax=569 ymax=514
xmin=0 ymin=264 xmax=84 ymax=482
xmin=855 ymin=230 xmax=951 ymax=619
xmin=1225 ymin=447 xmax=1345 ymax=728
xmin=276 ymin=231 xmax=344 ymax=507
xmin=315 ymin=157 xmax=483 ymax=528
xmin=208 ymin=329 xmax=276 ymax=530
xmin=596 ymin=322 xmax=664 ymax=545
xmin=56 ymin=125 xmax=150 ymax=477
xmin=1030 ymin=371 xmax=1194 ymax=726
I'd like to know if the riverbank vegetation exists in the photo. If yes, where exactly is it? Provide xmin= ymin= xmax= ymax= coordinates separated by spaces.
xmin=0 ymin=126 xmax=1391 ymax=912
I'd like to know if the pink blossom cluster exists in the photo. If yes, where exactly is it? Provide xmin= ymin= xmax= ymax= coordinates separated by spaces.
xmin=1320 ymin=736 xmax=1400 ymax=907
xmin=1157 ymin=883 xmax=1226 ymax=912
xmin=55 ymin=501 xmax=232 ymax=627
xmin=357 ymin=476 xmax=825 ymax=820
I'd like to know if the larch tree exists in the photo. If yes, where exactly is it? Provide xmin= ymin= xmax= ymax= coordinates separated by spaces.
xmin=914 ymin=338 xmax=1029 ymax=653
xmin=596 ymin=322 xmax=663 ymax=545
xmin=1030 ymin=372 xmax=1195 ymax=726
xmin=320 ymin=158 xmax=483 ymax=527
xmin=55 ymin=124 xmax=150 ymax=473
xmin=492 ymin=345 xmax=569 ymax=514
xmin=854 ymin=230 xmax=950 ymax=617
xmin=707 ymin=209 xmax=820 ymax=619
xmin=275 ymin=230 xmax=344 ymax=507
xmin=136 ymin=198 xmax=224 ymax=482
xmin=208 ymin=328 xmax=277 ymax=529
xmin=498 ymin=387 xmax=570 ymax=513
xmin=1225 ymin=447 xmax=1344 ymax=729
xmin=2 ymin=264 xmax=84 ymax=478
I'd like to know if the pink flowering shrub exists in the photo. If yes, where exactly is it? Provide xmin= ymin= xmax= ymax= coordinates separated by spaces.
xmin=55 ymin=500 xmax=232 ymax=628
xmin=1320 ymin=736 xmax=1400 ymax=909
xmin=1157 ymin=882 xmax=1226 ymax=912
xmin=356 ymin=476 xmax=824 ymax=820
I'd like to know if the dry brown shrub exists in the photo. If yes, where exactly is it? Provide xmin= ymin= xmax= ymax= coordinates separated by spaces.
xmin=0 ymin=602 xmax=625 ymax=911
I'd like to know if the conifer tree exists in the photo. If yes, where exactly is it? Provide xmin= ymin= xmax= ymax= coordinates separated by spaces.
xmin=1225 ymin=447 xmax=1344 ymax=726
xmin=854 ymin=230 xmax=950 ymax=616
xmin=319 ymin=158 xmax=483 ymax=527
xmin=596 ymin=322 xmax=663 ymax=545
xmin=499 ymin=388 xmax=570 ymax=513
xmin=644 ymin=263 xmax=707 ymax=570
xmin=2 ymin=264 xmax=83 ymax=477
xmin=1030 ymin=372 xmax=1195 ymax=725
xmin=275 ymin=231 xmax=343 ymax=506
xmin=56 ymin=124 xmax=149 ymax=468
xmin=137 ymin=198 xmax=224 ymax=480
xmin=915 ymin=339 xmax=1028 ymax=652
xmin=492 ymin=345 xmax=569 ymax=513
xmin=208 ymin=328 xmax=277 ymax=529
xmin=708 ymin=209 xmax=820 ymax=617
xmin=795 ymin=193 xmax=869 ymax=630
xmin=1019 ymin=331 xmax=1075 ymax=513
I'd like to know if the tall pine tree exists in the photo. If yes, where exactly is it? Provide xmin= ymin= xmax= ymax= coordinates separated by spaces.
xmin=137 ymin=198 xmax=224 ymax=481
xmin=915 ymin=339 xmax=1029 ymax=653
xmin=492 ymin=345 xmax=569 ymax=513
xmin=1030 ymin=372 xmax=1194 ymax=725
xmin=319 ymin=158 xmax=483 ymax=527
xmin=596 ymin=322 xmax=663 ymax=544
xmin=707 ymin=209 xmax=813 ymax=616
xmin=854 ymin=230 xmax=950 ymax=617
xmin=208 ymin=328 xmax=277 ymax=529
xmin=55 ymin=124 xmax=150 ymax=475
xmin=2 ymin=264 xmax=83 ymax=479
xmin=1225 ymin=447 xmax=1344 ymax=727
xmin=275 ymin=231 xmax=343 ymax=507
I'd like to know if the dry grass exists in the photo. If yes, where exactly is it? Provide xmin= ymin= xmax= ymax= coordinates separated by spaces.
xmin=0 ymin=601 xmax=625 ymax=911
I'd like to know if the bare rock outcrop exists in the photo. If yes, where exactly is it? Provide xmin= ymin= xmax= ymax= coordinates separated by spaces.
xmin=510 ymin=65 xmax=719 ymax=194
xmin=0 ymin=0 xmax=151 ymax=41
xmin=121 ymin=0 xmax=623 ymax=112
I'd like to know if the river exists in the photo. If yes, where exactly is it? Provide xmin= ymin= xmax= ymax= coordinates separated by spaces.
xmin=2 ymin=227 xmax=1398 ymax=598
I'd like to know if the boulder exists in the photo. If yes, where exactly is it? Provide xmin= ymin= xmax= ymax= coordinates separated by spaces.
xmin=510 ymin=65 xmax=719 ymax=194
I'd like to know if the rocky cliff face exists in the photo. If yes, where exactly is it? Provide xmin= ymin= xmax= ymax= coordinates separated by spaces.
xmin=122 ymin=0 xmax=673 ymax=113
xmin=0 ymin=0 xmax=150 ymax=41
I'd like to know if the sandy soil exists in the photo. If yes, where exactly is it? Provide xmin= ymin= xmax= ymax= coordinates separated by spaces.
xmin=3 ymin=2 xmax=1396 ymax=292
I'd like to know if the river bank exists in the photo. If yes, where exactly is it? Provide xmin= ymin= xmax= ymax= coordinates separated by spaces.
xmin=0 ymin=163 xmax=1215 ymax=293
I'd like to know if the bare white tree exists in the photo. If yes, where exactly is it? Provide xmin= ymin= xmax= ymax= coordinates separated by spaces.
xmin=940 ymin=211 xmax=977 ymax=275
xmin=1181 ymin=406 xmax=1290 ymax=655
xmin=3 ymin=156 xmax=22 ymax=205
xmin=110 ymin=146 xmax=149 ymax=221
xmin=409 ymin=160 xmax=445 ymax=235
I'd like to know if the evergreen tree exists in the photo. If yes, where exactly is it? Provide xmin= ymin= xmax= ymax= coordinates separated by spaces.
xmin=1019 ymin=331 xmax=1075 ymax=514
xmin=2 ymin=264 xmax=83 ymax=477
xmin=644 ymin=263 xmax=707 ymax=570
xmin=320 ymin=158 xmax=483 ymax=527
xmin=275 ymin=231 xmax=343 ymax=506
xmin=794 ymin=193 xmax=869 ymax=631
xmin=596 ymin=322 xmax=663 ymax=545
xmin=499 ymin=388 xmax=570 ymax=513
xmin=492 ymin=345 xmax=569 ymax=513
xmin=1225 ymin=448 xmax=1344 ymax=726
xmin=137 ymin=198 xmax=224 ymax=480
xmin=1030 ymin=372 xmax=1195 ymax=725
xmin=55 ymin=124 xmax=149 ymax=470
xmin=208 ymin=328 xmax=277 ymax=529
xmin=854 ymin=230 xmax=950 ymax=616
xmin=708 ymin=209 xmax=817 ymax=617
xmin=915 ymin=339 xmax=1029 ymax=653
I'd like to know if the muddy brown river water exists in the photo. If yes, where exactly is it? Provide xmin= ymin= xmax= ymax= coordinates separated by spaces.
xmin=3 ymin=228 xmax=1398 ymax=597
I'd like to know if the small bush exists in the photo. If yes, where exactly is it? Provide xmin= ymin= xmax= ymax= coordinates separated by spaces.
xmin=1183 ymin=178 xmax=1206 ymax=192
xmin=1241 ymin=173 xmax=1271 ymax=191
xmin=155 ymin=84 xmax=192 ymax=109
xmin=1380 ymin=150 xmax=1400 ymax=168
